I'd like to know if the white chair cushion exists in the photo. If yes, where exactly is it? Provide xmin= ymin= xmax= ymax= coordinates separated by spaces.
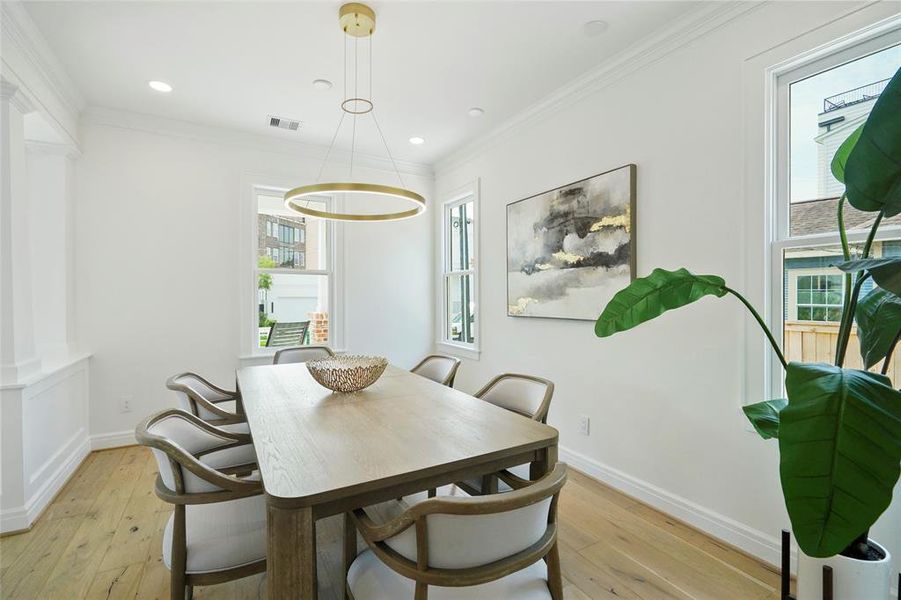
xmin=480 ymin=377 xmax=548 ymax=419
xmin=199 ymin=443 xmax=257 ymax=470
xmin=364 ymin=486 xmax=551 ymax=570
xmin=163 ymin=494 xmax=266 ymax=574
xmin=273 ymin=347 xmax=333 ymax=364
xmin=347 ymin=549 xmax=551 ymax=600
xmin=412 ymin=358 xmax=455 ymax=385
xmin=217 ymin=421 xmax=250 ymax=434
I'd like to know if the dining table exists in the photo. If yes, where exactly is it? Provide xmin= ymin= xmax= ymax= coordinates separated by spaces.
xmin=236 ymin=362 xmax=560 ymax=600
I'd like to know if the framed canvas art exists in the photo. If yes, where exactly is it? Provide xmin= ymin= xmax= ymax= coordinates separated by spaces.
xmin=506 ymin=164 xmax=636 ymax=320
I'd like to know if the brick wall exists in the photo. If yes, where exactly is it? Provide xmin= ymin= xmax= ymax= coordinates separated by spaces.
xmin=308 ymin=312 xmax=328 ymax=343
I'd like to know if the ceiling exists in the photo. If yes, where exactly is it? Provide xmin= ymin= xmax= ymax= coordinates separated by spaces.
xmin=25 ymin=1 xmax=700 ymax=165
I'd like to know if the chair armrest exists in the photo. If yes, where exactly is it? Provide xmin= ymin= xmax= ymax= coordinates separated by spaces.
xmin=350 ymin=507 xmax=416 ymax=543
xmin=497 ymin=469 xmax=532 ymax=490
xmin=155 ymin=474 xmax=262 ymax=505
xmin=174 ymin=410 xmax=252 ymax=444
xmin=188 ymin=394 xmax=245 ymax=423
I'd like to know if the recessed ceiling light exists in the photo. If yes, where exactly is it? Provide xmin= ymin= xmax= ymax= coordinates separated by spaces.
xmin=148 ymin=80 xmax=173 ymax=93
xmin=467 ymin=107 xmax=485 ymax=118
xmin=409 ymin=136 xmax=425 ymax=145
xmin=312 ymin=79 xmax=333 ymax=90
xmin=583 ymin=20 xmax=609 ymax=37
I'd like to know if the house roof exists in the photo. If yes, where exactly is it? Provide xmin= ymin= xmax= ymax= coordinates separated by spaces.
xmin=790 ymin=197 xmax=901 ymax=236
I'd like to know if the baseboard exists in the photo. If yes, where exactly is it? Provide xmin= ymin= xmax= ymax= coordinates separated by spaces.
xmin=559 ymin=445 xmax=785 ymax=568
xmin=0 ymin=435 xmax=90 ymax=534
xmin=90 ymin=430 xmax=136 ymax=450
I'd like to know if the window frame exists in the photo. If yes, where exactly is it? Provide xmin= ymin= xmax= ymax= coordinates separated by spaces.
xmin=240 ymin=179 xmax=345 ymax=359
xmin=437 ymin=179 xmax=480 ymax=358
xmin=767 ymin=26 xmax=901 ymax=397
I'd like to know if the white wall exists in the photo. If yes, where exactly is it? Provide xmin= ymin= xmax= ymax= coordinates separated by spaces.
xmin=74 ymin=117 xmax=433 ymax=441
xmin=435 ymin=0 xmax=900 ymax=575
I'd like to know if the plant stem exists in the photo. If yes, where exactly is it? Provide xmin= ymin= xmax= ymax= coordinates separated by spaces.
xmin=882 ymin=329 xmax=901 ymax=376
xmin=836 ymin=273 xmax=873 ymax=366
xmin=835 ymin=195 xmax=853 ymax=365
xmin=723 ymin=286 xmax=787 ymax=370
xmin=834 ymin=209 xmax=884 ymax=367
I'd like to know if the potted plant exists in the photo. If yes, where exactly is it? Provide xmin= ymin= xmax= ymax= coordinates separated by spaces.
xmin=594 ymin=67 xmax=901 ymax=599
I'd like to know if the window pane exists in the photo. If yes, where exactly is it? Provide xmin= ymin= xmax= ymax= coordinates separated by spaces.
xmin=258 ymin=194 xmax=327 ymax=270
xmin=789 ymin=44 xmax=900 ymax=235
xmin=448 ymin=200 xmax=475 ymax=272
xmin=446 ymin=273 xmax=475 ymax=344
xmin=257 ymin=273 xmax=329 ymax=348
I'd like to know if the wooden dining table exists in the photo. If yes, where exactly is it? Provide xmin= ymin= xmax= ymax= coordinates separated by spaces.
xmin=236 ymin=363 xmax=559 ymax=600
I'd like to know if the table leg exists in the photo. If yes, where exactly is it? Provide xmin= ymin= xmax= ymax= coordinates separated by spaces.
xmin=530 ymin=442 xmax=558 ymax=480
xmin=268 ymin=503 xmax=317 ymax=599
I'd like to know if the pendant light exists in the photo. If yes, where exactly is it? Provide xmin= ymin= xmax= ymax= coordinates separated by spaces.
xmin=285 ymin=3 xmax=426 ymax=222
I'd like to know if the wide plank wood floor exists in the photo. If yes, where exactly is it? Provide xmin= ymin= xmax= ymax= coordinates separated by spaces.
xmin=0 ymin=447 xmax=781 ymax=599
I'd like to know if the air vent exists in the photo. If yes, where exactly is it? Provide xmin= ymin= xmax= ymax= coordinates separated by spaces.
xmin=269 ymin=115 xmax=302 ymax=131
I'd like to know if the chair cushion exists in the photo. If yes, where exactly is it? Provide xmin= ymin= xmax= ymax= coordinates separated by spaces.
xmin=363 ymin=485 xmax=467 ymax=526
xmin=347 ymin=549 xmax=551 ymax=600
xmin=163 ymin=494 xmax=266 ymax=574
xmin=198 ymin=443 xmax=257 ymax=471
xmin=217 ymin=421 xmax=250 ymax=434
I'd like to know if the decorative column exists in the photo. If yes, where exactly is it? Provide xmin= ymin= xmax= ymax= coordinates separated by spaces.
xmin=0 ymin=79 xmax=40 ymax=383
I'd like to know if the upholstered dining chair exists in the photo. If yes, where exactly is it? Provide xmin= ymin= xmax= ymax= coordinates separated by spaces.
xmin=458 ymin=373 xmax=554 ymax=496
xmin=166 ymin=372 xmax=247 ymax=433
xmin=345 ymin=463 xmax=568 ymax=600
xmin=136 ymin=409 xmax=265 ymax=600
xmin=410 ymin=354 xmax=462 ymax=387
xmin=272 ymin=344 xmax=335 ymax=365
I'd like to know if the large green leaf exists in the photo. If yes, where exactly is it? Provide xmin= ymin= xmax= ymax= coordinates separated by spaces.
xmin=779 ymin=363 xmax=901 ymax=557
xmin=855 ymin=287 xmax=901 ymax=369
xmin=595 ymin=268 xmax=727 ymax=337
xmin=836 ymin=257 xmax=901 ymax=296
xmin=743 ymin=399 xmax=787 ymax=440
xmin=843 ymin=67 xmax=901 ymax=216
xmin=830 ymin=124 xmax=863 ymax=184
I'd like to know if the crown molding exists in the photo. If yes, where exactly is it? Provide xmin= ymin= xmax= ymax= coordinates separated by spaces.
xmin=0 ymin=2 xmax=84 ymax=147
xmin=82 ymin=105 xmax=434 ymax=179
xmin=25 ymin=140 xmax=81 ymax=159
xmin=435 ymin=1 xmax=765 ymax=173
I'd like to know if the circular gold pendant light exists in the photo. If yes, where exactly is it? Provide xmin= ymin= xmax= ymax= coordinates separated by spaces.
xmin=285 ymin=3 xmax=426 ymax=223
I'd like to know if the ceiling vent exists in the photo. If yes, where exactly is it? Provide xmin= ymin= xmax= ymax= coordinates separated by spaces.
xmin=269 ymin=115 xmax=302 ymax=131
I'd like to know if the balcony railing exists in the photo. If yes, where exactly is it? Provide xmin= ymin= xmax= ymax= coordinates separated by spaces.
xmin=822 ymin=78 xmax=889 ymax=113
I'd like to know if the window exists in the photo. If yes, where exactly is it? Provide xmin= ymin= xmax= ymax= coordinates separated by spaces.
xmin=440 ymin=183 xmax=479 ymax=351
xmin=256 ymin=192 xmax=331 ymax=349
xmin=771 ymin=33 xmax=900 ymax=388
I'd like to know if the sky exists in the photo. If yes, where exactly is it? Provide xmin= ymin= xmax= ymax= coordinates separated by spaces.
xmin=789 ymin=44 xmax=900 ymax=203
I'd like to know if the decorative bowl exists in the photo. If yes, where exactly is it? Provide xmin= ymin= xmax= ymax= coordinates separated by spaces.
xmin=306 ymin=355 xmax=388 ymax=393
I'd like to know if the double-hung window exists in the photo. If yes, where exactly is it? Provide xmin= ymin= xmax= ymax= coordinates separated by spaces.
xmin=770 ymin=32 xmax=900 ymax=388
xmin=440 ymin=183 xmax=479 ymax=352
xmin=255 ymin=191 xmax=333 ymax=349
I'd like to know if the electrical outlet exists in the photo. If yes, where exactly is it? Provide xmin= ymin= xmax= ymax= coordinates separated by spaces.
xmin=120 ymin=396 xmax=133 ymax=413
xmin=578 ymin=415 xmax=590 ymax=436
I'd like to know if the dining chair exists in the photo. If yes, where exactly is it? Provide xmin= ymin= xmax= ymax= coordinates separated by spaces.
xmin=166 ymin=372 xmax=248 ymax=433
xmin=135 ymin=409 xmax=265 ymax=600
xmin=458 ymin=373 xmax=554 ymax=496
xmin=272 ymin=344 xmax=335 ymax=365
xmin=410 ymin=354 xmax=462 ymax=387
xmin=345 ymin=463 xmax=567 ymax=600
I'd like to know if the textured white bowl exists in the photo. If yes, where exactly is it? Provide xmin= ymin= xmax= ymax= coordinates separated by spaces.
xmin=306 ymin=355 xmax=388 ymax=393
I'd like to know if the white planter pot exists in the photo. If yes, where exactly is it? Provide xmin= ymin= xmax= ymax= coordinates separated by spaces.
xmin=797 ymin=539 xmax=892 ymax=600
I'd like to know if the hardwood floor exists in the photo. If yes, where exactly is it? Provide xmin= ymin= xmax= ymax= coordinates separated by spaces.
xmin=0 ymin=447 xmax=781 ymax=599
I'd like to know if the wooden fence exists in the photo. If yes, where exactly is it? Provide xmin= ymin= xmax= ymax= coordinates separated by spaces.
xmin=784 ymin=321 xmax=899 ymax=385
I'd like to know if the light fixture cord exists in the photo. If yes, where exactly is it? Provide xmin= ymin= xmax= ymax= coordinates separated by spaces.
xmin=350 ymin=35 xmax=358 ymax=181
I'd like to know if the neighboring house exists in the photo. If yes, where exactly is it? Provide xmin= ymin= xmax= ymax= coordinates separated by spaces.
xmin=785 ymin=197 xmax=901 ymax=322
xmin=814 ymin=78 xmax=889 ymax=198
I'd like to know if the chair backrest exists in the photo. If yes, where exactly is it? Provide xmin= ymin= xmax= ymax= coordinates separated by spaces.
xmin=136 ymin=410 xmax=254 ymax=497
xmin=166 ymin=372 xmax=235 ymax=422
xmin=410 ymin=354 xmax=462 ymax=387
xmin=355 ymin=463 xmax=566 ymax=584
xmin=273 ymin=345 xmax=335 ymax=365
xmin=475 ymin=373 xmax=554 ymax=423
xmin=266 ymin=321 xmax=310 ymax=347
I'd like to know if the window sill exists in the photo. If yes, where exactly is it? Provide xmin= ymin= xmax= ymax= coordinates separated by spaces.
xmin=436 ymin=341 xmax=480 ymax=361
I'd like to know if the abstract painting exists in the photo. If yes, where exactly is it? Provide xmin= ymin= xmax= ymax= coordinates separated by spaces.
xmin=507 ymin=164 xmax=636 ymax=320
